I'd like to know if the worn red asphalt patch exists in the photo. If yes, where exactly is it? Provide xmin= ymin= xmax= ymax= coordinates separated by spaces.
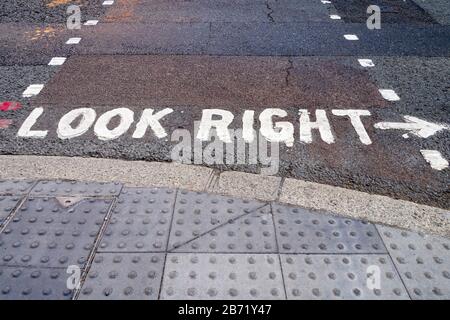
xmin=34 ymin=55 xmax=388 ymax=109
xmin=0 ymin=101 xmax=22 ymax=112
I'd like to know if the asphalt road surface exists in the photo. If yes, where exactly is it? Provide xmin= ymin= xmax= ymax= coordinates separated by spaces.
xmin=0 ymin=0 xmax=449 ymax=209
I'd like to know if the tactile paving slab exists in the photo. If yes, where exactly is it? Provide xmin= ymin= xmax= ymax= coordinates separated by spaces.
xmin=31 ymin=180 xmax=122 ymax=197
xmin=0 ymin=267 xmax=74 ymax=300
xmin=0 ymin=196 xmax=22 ymax=224
xmin=273 ymin=204 xmax=386 ymax=253
xmin=0 ymin=180 xmax=35 ymax=195
xmin=281 ymin=254 xmax=409 ymax=300
xmin=98 ymin=188 xmax=176 ymax=252
xmin=168 ymin=191 xmax=268 ymax=252
xmin=79 ymin=253 xmax=165 ymax=300
xmin=0 ymin=197 xmax=112 ymax=268
xmin=378 ymin=225 xmax=450 ymax=299
xmin=161 ymin=253 xmax=285 ymax=300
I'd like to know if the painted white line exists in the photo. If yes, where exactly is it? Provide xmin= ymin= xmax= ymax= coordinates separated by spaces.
xmin=344 ymin=34 xmax=359 ymax=40
xmin=66 ymin=37 xmax=81 ymax=44
xmin=374 ymin=116 xmax=448 ymax=138
xmin=358 ymin=59 xmax=375 ymax=67
xmin=22 ymin=84 xmax=44 ymax=98
xmin=84 ymin=20 xmax=99 ymax=26
xmin=379 ymin=89 xmax=400 ymax=101
xmin=102 ymin=0 xmax=114 ymax=5
xmin=420 ymin=150 xmax=449 ymax=170
xmin=48 ymin=57 xmax=66 ymax=66
xmin=330 ymin=15 xmax=341 ymax=20
xmin=321 ymin=0 xmax=332 ymax=3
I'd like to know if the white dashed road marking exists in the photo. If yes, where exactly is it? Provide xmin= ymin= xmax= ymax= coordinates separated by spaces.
xmin=66 ymin=37 xmax=81 ymax=45
xmin=330 ymin=15 xmax=341 ymax=20
xmin=321 ymin=0 xmax=332 ymax=4
xmin=22 ymin=84 xmax=44 ymax=97
xmin=102 ymin=0 xmax=114 ymax=5
xmin=358 ymin=59 xmax=375 ymax=67
xmin=420 ymin=150 xmax=449 ymax=170
xmin=84 ymin=20 xmax=99 ymax=26
xmin=378 ymin=89 xmax=400 ymax=101
xmin=48 ymin=57 xmax=66 ymax=66
xmin=344 ymin=34 xmax=359 ymax=40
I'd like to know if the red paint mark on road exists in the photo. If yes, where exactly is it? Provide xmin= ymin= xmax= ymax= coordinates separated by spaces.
xmin=0 ymin=101 xmax=22 ymax=112
xmin=0 ymin=119 xmax=13 ymax=129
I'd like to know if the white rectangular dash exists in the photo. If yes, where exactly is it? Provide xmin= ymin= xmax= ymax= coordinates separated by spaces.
xmin=102 ymin=0 xmax=114 ymax=5
xmin=66 ymin=37 xmax=81 ymax=44
xmin=48 ymin=57 xmax=66 ymax=66
xmin=330 ymin=15 xmax=341 ymax=20
xmin=379 ymin=89 xmax=400 ymax=101
xmin=22 ymin=84 xmax=44 ymax=98
xmin=420 ymin=150 xmax=449 ymax=170
xmin=84 ymin=20 xmax=99 ymax=26
xmin=358 ymin=59 xmax=375 ymax=67
xmin=321 ymin=0 xmax=332 ymax=3
xmin=344 ymin=34 xmax=359 ymax=40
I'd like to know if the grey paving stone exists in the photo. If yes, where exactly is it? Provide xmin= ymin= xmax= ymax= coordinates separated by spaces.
xmin=0 ymin=197 xmax=112 ymax=268
xmin=168 ymin=191 xmax=267 ymax=252
xmin=273 ymin=204 xmax=386 ymax=253
xmin=0 ymin=180 xmax=35 ymax=195
xmin=281 ymin=254 xmax=409 ymax=300
xmin=0 ymin=196 xmax=22 ymax=224
xmin=98 ymin=188 xmax=176 ymax=252
xmin=31 ymin=180 xmax=122 ymax=197
xmin=161 ymin=253 xmax=285 ymax=299
xmin=0 ymin=267 xmax=73 ymax=300
xmin=79 ymin=253 xmax=165 ymax=300
xmin=378 ymin=225 xmax=450 ymax=299
xmin=172 ymin=205 xmax=276 ymax=253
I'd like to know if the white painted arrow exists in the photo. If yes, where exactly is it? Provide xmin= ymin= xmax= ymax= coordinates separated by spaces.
xmin=374 ymin=116 xmax=449 ymax=138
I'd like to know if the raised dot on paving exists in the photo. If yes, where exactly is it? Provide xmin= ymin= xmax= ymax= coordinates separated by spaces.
xmin=168 ymin=190 xmax=268 ymax=252
xmin=22 ymin=84 xmax=44 ymax=98
xmin=378 ymin=89 xmax=400 ymax=101
xmin=0 ymin=197 xmax=112 ymax=268
xmin=0 ymin=267 xmax=74 ymax=300
xmin=79 ymin=253 xmax=165 ymax=300
xmin=378 ymin=225 xmax=450 ymax=299
xmin=98 ymin=187 xmax=176 ymax=252
xmin=344 ymin=34 xmax=359 ymax=40
xmin=273 ymin=203 xmax=386 ymax=254
xmin=0 ymin=196 xmax=22 ymax=224
xmin=84 ymin=20 xmax=99 ymax=26
xmin=161 ymin=253 xmax=285 ymax=299
xmin=0 ymin=180 xmax=35 ymax=195
xmin=30 ymin=180 xmax=122 ymax=197
xmin=66 ymin=37 xmax=81 ymax=45
xmin=281 ymin=254 xmax=408 ymax=299
xmin=48 ymin=57 xmax=66 ymax=66
xmin=358 ymin=59 xmax=375 ymax=67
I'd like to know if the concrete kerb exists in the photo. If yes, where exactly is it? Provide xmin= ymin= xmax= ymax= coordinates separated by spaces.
xmin=0 ymin=155 xmax=448 ymax=238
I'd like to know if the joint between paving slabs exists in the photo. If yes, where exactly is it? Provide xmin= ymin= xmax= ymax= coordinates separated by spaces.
xmin=373 ymin=224 xmax=412 ymax=300
xmin=0 ymin=180 xmax=39 ymax=234
xmin=157 ymin=189 xmax=180 ymax=300
xmin=167 ymin=202 xmax=271 ymax=253
xmin=270 ymin=203 xmax=289 ymax=299
xmin=72 ymin=196 xmax=119 ymax=300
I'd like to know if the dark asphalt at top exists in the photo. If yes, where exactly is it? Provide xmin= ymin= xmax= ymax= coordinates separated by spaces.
xmin=0 ymin=0 xmax=449 ymax=209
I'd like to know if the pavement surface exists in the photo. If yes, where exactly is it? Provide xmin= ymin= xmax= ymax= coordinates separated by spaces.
xmin=0 ymin=178 xmax=449 ymax=300
xmin=0 ymin=0 xmax=449 ymax=301
xmin=0 ymin=0 xmax=448 ymax=211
